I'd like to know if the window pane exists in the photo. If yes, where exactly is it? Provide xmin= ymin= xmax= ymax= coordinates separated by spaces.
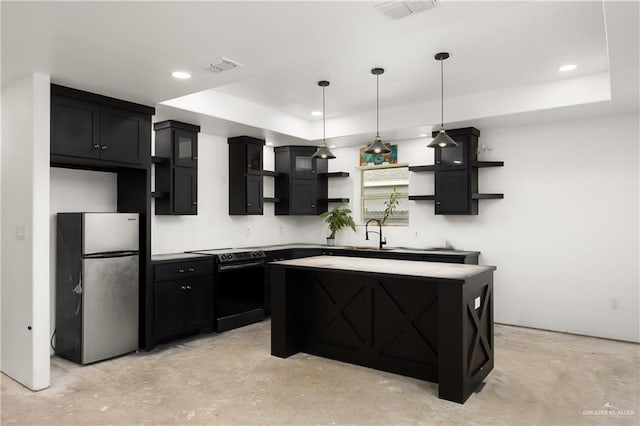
xmin=361 ymin=166 xmax=409 ymax=225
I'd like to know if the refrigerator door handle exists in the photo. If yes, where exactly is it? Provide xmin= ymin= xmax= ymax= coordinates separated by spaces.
xmin=83 ymin=251 xmax=140 ymax=259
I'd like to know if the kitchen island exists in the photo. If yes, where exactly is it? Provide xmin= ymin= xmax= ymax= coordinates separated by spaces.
xmin=269 ymin=256 xmax=496 ymax=404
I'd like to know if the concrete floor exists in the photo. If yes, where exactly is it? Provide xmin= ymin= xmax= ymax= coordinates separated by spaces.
xmin=2 ymin=322 xmax=638 ymax=425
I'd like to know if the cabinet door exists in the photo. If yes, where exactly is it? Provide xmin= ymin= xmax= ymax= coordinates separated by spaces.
xmin=291 ymin=150 xmax=317 ymax=179
xmin=246 ymin=174 xmax=263 ymax=214
xmin=99 ymin=106 xmax=148 ymax=165
xmin=435 ymin=142 xmax=466 ymax=170
xmin=183 ymin=277 xmax=214 ymax=331
xmin=154 ymin=281 xmax=183 ymax=341
xmin=173 ymin=129 xmax=197 ymax=168
xmin=51 ymin=96 xmax=100 ymax=159
xmin=173 ymin=167 xmax=197 ymax=215
xmin=435 ymin=170 xmax=470 ymax=214
xmin=291 ymin=179 xmax=318 ymax=215
xmin=246 ymin=142 xmax=263 ymax=172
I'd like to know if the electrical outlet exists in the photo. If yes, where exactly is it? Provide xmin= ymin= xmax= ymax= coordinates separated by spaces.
xmin=610 ymin=298 xmax=620 ymax=310
xmin=245 ymin=227 xmax=251 ymax=238
xmin=474 ymin=297 xmax=481 ymax=310
xmin=413 ymin=231 xmax=419 ymax=239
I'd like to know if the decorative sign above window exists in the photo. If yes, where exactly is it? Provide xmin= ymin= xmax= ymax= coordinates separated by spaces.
xmin=360 ymin=144 xmax=398 ymax=166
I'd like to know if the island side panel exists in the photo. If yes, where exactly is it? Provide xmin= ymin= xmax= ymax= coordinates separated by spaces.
xmin=270 ymin=266 xmax=303 ymax=358
xmin=437 ymin=270 xmax=494 ymax=403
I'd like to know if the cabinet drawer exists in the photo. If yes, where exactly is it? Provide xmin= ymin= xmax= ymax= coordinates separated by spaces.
xmin=154 ymin=259 xmax=213 ymax=281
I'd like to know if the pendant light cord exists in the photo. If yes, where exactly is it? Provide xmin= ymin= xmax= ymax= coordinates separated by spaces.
xmin=376 ymin=74 xmax=380 ymax=136
xmin=322 ymin=85 xmax=326 ymax=144
xmin=440 ymin=59 xmax=444 ymax=129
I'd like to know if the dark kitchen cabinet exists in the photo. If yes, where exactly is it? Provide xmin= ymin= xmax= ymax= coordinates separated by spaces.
xmin=435 ymin=170 xmax=472 ymax=214
xmin=228 ymin=136 xmax=266 ymax=215
xmin=409 ymin=127 xmax=503 ymax=215
xmin=153 ymin=258 xmax=214 ymax=342
xmin=154 ymin=120 xmax=200 ymax=215
xmin=275 ymin=146 xmax=328 ymax=215
xmin=50 ymin=85 xmax=152 ymax=168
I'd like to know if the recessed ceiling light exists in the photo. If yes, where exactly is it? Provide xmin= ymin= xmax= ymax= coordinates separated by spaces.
xmin=266 ymin=142 xmax=274 ymax=146
xmin=329 ymin=145 xmax=337 ymax=149
xmin=419 ymin=133 xmax=428 ymax=137
xmin=171 ymin=71 xmax=191 ymax=79
xmin=558 ymin=64 xmax=577 ymax=72
xmin=311 ymin=111 xmax=323 ymax=116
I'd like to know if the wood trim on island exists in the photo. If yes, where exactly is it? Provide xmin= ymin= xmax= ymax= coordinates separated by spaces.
xmin=269 ymin=256 xmax=495 ymax=404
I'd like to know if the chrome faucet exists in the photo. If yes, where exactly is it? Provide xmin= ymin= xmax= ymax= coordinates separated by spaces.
xmin=365 ymin=219 xmax=387 ymax=250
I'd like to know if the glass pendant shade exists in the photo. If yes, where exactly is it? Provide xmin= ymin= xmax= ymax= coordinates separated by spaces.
xmin=365 ymin=135 xmax=391 ymax=154
xmin=427 ymin=128 xmax=458 ymax=148
xmin=312 ymin=80 xmax=336 ymax=160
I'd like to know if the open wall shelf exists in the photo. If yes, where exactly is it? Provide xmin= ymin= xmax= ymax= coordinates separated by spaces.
xmin=408 ymin=195 xmax=435 ymax=201
xmin=408 ymin=165 xmax=436 ymax=172
xmin=325 ymin=172 xmax=350 ymax=178
xmin=474 ymin=161 xmax=504 ymax=168
xmin=472 ymin=193 xmax=504 ymax=200
xmin=248 ymin=169 xmax=281 ymax=177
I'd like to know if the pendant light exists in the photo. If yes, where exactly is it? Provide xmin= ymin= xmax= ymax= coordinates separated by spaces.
xmin=311 ymin=81 xmax=336 ymax=159
xmin=428 ymin=52 xmax=458 ymax=148
xmin=365 ymin=68 xmax=391 ymax=155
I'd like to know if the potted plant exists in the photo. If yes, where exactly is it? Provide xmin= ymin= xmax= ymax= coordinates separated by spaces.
xmin=320 ymin=207 xmax=356 ymax=246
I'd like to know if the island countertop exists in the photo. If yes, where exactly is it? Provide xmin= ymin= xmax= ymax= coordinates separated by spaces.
xmin=270 ymin=255 xmax=496 ymax=281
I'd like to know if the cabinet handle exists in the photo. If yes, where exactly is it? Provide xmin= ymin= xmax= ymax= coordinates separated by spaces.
xmin=188 ymin=268 xmax=195 ymax=272
xmin=192 ymin=201 xmax=198 ymax=206
xmin=178 ymin=269 xmax=185 ymax=273
xmin=181 ymin=285 xmax=186 ymax=290
xmin=436 ymin=201 xmax=441 ymax=205
xmin=192 ymin=156 xmax=197 ymax=160
xmin=311 ymin=204 xmax=316 ymax=208
xmin=100 ymin=145 xmax=107 ymax=150
xmin=93 ymin=144 xmax=100 ymax=150
xmin=247 ymin=203 xmax=252 ymax=207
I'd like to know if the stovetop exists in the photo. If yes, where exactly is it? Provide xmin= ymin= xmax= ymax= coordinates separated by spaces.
xmin=188 ymin=248 xmax=266 ymax=263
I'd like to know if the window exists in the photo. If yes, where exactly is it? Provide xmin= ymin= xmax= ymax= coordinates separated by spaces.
xmin=361 ymin=165 xmax=409 ymax=225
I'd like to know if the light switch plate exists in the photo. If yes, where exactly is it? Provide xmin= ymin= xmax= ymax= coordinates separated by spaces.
xmin=474 ymin=296 xmax=481 ymax=310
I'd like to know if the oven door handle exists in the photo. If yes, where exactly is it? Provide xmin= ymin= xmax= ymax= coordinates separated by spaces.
xmin=218 ymin=261 xmax=265 ymax=272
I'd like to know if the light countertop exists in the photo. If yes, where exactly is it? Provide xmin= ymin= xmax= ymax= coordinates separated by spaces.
xmin=270 ymin=255 xmax=496 ymax=281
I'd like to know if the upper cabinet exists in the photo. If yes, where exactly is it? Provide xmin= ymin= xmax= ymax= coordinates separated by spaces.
xmin=409 ymin=127 xmax=504 ymax=215
xmin=50 ymin=84 xmax=154 ymax=169
xmin=275 ymin=146 xmax=328 ymax=215
xmin=154 ymin=120 xmax=201 ymax=215
xmin=228 ymin=136 xmax=266 ymax=215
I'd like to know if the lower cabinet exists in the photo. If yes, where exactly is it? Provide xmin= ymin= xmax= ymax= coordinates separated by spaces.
xmin=153 ymin=258 xmax=214 ymax=342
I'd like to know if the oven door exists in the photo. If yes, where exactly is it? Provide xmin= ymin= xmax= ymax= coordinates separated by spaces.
xmin=216 ymin=260 xmax=265 ymax=332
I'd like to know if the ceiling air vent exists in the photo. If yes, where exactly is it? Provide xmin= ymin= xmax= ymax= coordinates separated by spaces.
xmin=205 ymin=57 xmax=243 ymax=74
xmin=376 ymin=0 xmax=438 ymax=19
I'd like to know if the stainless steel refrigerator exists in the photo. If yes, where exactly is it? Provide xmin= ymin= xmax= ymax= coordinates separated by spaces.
xmin=56 ymin=212 xmax=139 ymax=364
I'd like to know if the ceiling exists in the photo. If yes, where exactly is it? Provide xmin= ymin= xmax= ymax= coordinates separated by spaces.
xmin=2 ymin=1 xmax=637 ymax=145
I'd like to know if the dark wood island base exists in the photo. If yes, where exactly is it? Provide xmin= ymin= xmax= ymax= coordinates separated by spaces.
xmin=270 ymin=256 xmax=496 ymax=404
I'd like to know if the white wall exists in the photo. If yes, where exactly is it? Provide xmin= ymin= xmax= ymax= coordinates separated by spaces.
xmin=326 ymin=113 xmax=639 ymax=343
xmin=151 ymin=113 xmax=639 ymax=343
xmin=49 ymin=168 xmax=118 ymax=351
xmin=151 ymin=133 xmax=325 ymax=254
xmin=1 ymin=73 xmax=51 ymax=390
